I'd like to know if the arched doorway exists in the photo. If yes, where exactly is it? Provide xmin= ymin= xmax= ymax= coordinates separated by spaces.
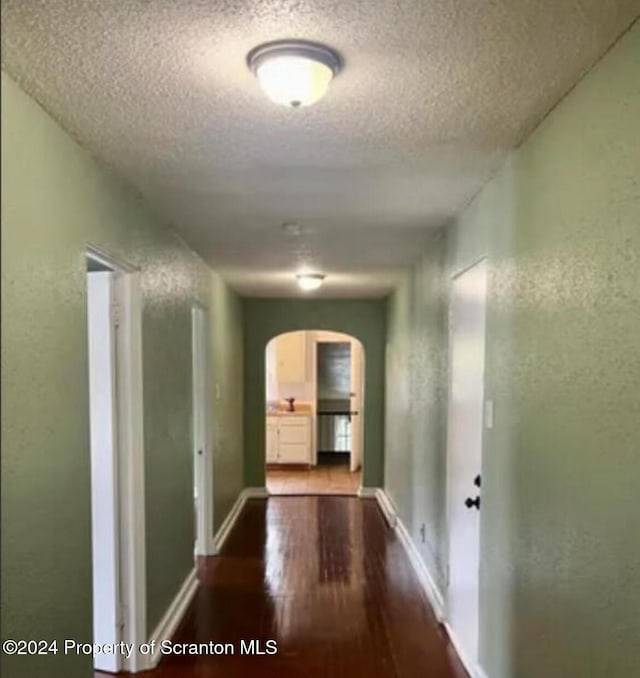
xmin=264 ymin=329 xmax=365 ymax=495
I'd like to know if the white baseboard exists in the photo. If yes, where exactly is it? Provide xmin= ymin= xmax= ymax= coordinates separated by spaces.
xmin=244 ymin=485 xmax=270 ymax=499
xmin=357 ymin=486 xmax=378 ymax=498
xmin=374 ymin=488 xmax=398 ymax=528
xmin=212 ymin=487 xmax=269 ymax=553
xmin=374 ymin=490 xmax=443 ymax=622
xmin=144 ymin=487 xmax=271 ymax=670
xmin=373 ymin=490 xmax=488 ymax=678
xmin=394 ymin=513 xmax=445 ymax=621
xmin=445 ymin=622 xmax=488 ymax=678
xmin=146 ymin=567 xmax=198 ymax=669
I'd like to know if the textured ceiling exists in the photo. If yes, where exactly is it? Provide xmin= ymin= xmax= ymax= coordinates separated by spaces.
xmin=2 ymin=1 xmax=638 ymax=297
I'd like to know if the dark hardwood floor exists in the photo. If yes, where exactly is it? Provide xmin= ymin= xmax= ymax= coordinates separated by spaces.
xmin=109 ymin=497 xmax=468 ymax=677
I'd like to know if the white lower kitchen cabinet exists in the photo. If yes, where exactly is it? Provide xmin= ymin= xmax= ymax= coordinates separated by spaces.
xmin=266 ymin=417 xmax=279 ymax=463
xmin=266 ymin=414 xmax=311 ymax=465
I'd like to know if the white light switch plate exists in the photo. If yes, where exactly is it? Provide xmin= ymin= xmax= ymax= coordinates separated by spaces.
xmin=485 ymin=399 xmax=494 ymax=429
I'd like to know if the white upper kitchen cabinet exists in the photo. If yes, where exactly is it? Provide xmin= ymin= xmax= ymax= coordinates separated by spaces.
xmin=276 ymin=331 xmax=307 ymax=383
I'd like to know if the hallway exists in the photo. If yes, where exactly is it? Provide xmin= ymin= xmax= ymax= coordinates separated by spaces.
xmin=3 ymin=4 xmax=640 ymax=678
xmin=133 ymin=497 xmax=467 ymax=678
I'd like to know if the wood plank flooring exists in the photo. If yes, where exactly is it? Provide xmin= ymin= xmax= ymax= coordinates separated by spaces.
xmin=267 ymin=464 xmax=361 ymax=495
xmin=118 ymin=497 xmax=468 ymax=678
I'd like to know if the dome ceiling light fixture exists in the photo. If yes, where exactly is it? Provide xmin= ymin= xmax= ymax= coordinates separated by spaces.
xmin=296 ymin=273 xmax=326 ymax=292
xmin=247 ymin=40 xmax=341 ymax=108
xmin=282 ymin=222 xmax=303 ymax=236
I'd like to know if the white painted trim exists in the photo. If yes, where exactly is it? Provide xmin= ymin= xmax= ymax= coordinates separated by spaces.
xmin=212 ymin=492 xmax=245 ymax=554
xmin=357 ymin=486 xmax=378 ymax=498
xmin=115 ymin=271 xmax=147 ymax=673
xmin=244 ymin=486 xmax=270 ymax=499
xmin=146 ymin=568 xmax=199 ymax=669
xmin=445 ymin=257 xmax=488 ymax=678
xmin=394 ymin=512 xmax=445 ymax=622
xmin=212 ymin=487 xmax=269 ymax=553
xmin=192 ymin=305 xmax=216 ymax=557
xmin=445 ymin=623 xmax=488 ymax=678
xmin=87 ymin=243 xmax=138 ymax=272
xmin=86 ymin=250 xmax=147 ymax=674
xmin=373 ymin=490 xmax=446 ymax=623
xmin=374 ymin=488 xmax=398 ymax=528
xmin=311 ymin=336 xmax=319 ymax=466
xmin=450 ymin=254 xmax=488 ymax=282
xmin=372 ymin=491 xmax=491 ymax=678
xmin=87 ymin=272 xmax=120 ymax=673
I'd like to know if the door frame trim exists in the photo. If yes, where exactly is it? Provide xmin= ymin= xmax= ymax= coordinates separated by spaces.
xmin=444 ymin=255 xmax=488 ymax=663
xmin=311 ymin=332 xmax=365 ymax=474
xmin=87 ymin=244 xmax=147 ymax=673
xmin=192 ymin=303 xmax=215 ymax=556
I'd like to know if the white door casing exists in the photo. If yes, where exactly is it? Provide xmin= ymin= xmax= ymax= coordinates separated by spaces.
xmin=446 ymin=258 xmax=487 ymax=669
xmin=87 ymin=271 xmax=121 ymax=673
xmin=86 ymin=246 xmax=146 ymax=673
xmin=349 ymin=339 xmax=364 ymax=473
xmin=192 ymin=305 xmax=214 ymax=556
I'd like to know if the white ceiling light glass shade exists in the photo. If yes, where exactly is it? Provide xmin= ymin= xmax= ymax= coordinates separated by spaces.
xmin=296 ymin=273 xmax=326 ymax=291
xmin=247 ymin=40 xmax=341 ymax=108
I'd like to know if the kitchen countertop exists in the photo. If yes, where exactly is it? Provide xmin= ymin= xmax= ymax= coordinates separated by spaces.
xmin=266 ymin=410 xmax=311 ymax=417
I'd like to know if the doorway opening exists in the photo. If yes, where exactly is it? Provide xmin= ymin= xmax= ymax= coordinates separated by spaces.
xmin=264 ymin=330 xmax=364 ymax=495
xmin=86 ymin=247 xmax=146 ymax=673
xmin=191 ymin=305 xmax=214 ymax=556
xmin=445 ymin=258 xmax=487 ymax=672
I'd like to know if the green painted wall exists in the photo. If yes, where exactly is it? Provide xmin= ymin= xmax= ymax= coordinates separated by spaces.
xmin=242 ymin=299 xmax=386 ymax=488
xmin=210 ymin=276 xmax=245 ymax=531
xmin=385 ymin=23 xmax=640 ymax=678
xmin=1 ymin=73 xmax=244 ymax=677
xmin=384 ymin=233 xmax=449 ymax=586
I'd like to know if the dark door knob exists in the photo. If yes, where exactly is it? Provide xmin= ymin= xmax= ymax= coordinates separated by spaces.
xmin=474 ymin=474 xmax=481 ymax=488
xmin=465 ymin=496 xmax=481 ymax=510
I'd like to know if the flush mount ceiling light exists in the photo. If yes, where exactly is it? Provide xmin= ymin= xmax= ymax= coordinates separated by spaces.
xmin=247 ymin=40 xmax=341 ymax=108
xmin=282 ymin=222 xmax=303 ymax=236
xmin=296 ymin=273 xmax=326 ymax=291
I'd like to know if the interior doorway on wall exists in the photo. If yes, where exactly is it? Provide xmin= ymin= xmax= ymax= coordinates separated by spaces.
xmin=445 ymin=257 xmax=487 ymax=673
xmin=191 ymin=305 xmax=215 ymax=556
xmin=86 ymin=247 xmax=146 ymax=673
xmin=264 ymin=330 xmax=364 ymax=496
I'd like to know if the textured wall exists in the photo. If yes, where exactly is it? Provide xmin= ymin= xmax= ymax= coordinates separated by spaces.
xmin=210 ymin=273 xmax=245 ymax=532
xmin=242 ymin=299 xmax=386 ymax=488
xmin=384 ymin=236 xmax=449 ymax=588
xmin=494 ymin=23 xmax=640 ymax=678
xmin=1 ymin=73 xmax=244 ymax=677
xmin=385 ymin=22 xmax=640 ymax=678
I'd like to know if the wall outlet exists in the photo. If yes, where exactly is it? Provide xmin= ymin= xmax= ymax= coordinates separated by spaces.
xmin=419 ymin=523 xmax=426 ymax=543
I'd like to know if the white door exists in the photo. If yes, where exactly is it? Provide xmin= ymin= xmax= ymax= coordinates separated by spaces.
xmin=87 ymin=271 xmax=122 ymax=673
xmin=192 ymin=306 xmax=214 ymax=556
xmin=446 ymin=258 xmax=487 ymax=667
xmin=349 ymin=340 xmax=364 ymax=473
